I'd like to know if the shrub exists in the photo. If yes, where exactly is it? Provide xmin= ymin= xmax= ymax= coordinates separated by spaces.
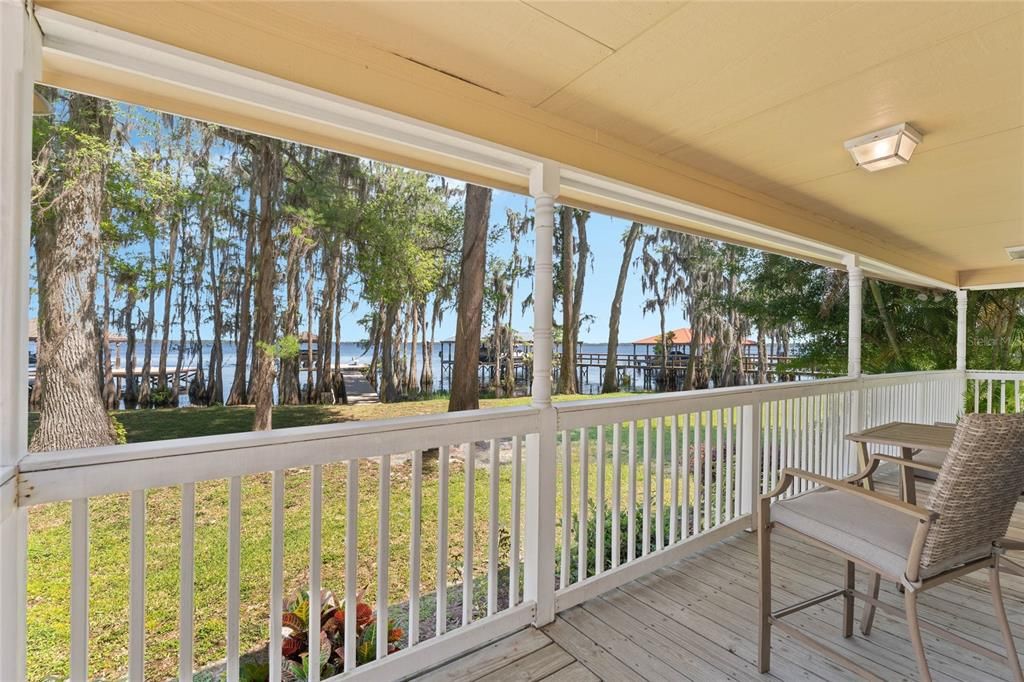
xmin=108 ymin=415 xmax=127 ymax=445
xmin=567 ymin=503 xmax=670 ymax=582
xmin=279 ymin=589 xmax=402 ymax=681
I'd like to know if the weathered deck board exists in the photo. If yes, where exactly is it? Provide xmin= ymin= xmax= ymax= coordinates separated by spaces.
xmin=416 ymin=478 xmax=1024 ymax=681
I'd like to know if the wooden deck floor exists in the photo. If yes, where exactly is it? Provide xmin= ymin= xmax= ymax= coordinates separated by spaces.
xmin=417 ymin=480 xmax=1024 ymax=681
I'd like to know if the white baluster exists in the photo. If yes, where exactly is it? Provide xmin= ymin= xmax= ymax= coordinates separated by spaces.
xmin=270 ymin=471 xmax=284 ymax=681
xmin=669 ymin=415 xmax=679 ymax=544
xmin=627 ymin=421 xmax=637 ymax=561
xmin=377 ymin=455 xmax=391 ymax=659
xmin=682 ymin=414 xmax=690 ymax=538
xmin=595 ymin=426 xmax=605 ymax=575
xmin=309 ymin=466 xmax=322 ymax=682
xmin=227 ymin=477 xmax=241 ymax=682
xmin=655 ymin=418 xmax=664 ymax=550
xmin=410 ymin=450 xmax=422 ymax=644
xmin=611 ymin=424 xmax=621 ymax=569
xmin=559 ymin=431 xmax=571 ymax=588
xmin=462 ymin=445 xmax=474 ymax=624
xmin=344 ymin=461 xmax=359 ymax=672
xmin=128 ymin=490 xmax=146 ymax=680
xmin=488 ymin=440 xmax=499 ymax=614
xmin=71 ymin=498 xmax=89 ymax=682
xmin=181 ymin=483 xmax=196 ymax=682
xmin=577 ymin=428 xmax=588 ymax=581
xmin=434 ymin=447 xmax=449 ymax=638
xmin=510 ymin=436 xmax=522 ymax=604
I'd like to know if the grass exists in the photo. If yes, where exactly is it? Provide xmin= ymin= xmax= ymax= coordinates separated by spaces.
xmin=24 ymin=393 xmax=736 ymax=681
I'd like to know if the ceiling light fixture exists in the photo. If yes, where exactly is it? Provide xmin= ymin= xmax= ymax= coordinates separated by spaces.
xmin=1007 ymin=245 xmax=1024 ymax=262
xmin=844 ymin=123 xmax=922 ymax=172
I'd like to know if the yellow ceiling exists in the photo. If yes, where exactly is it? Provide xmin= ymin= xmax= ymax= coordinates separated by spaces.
xmin=35 ymin=1 xmax=1024 ymax=287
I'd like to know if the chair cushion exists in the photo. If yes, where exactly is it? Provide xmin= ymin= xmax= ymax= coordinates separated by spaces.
xmin=911 ymin=449 xmax=944 ymax=481
xmin=772 ymin=488 xmax=919 ymax=579
xmin=772 ymin=488 xmax=992 ymax=579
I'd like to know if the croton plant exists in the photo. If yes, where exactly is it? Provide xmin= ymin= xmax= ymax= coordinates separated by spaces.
xmin=280 ymin=589 xmax=403 ymax=681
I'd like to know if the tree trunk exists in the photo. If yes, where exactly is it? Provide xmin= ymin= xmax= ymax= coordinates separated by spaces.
xmin=206 ymin=233 xmax=225 ymax=405
xmin=279 ymin=228 xmax=303 ymax=405
xmin=316 ymin=246 xmax=340 ymax=400
xmin=557 ymin=206 xmax=576 ymax=394
xmin=333 ymin=281 xmax=347 ymax=404
xmin=684 ymin=318 xmax=701 ymax=391
xmin=868 ymin=279 xmax=904 ymax=367
xmin=380 ymin=302 xmax=400 ymax=402
xmin=757 ymin=327 xmax=768 ymax=385
xmin=657 ymin=297 xmax=669 ymax=389
xmin=492 ymin=270 xmax=503 ymax=396
xmin=122 ymin=288 xmax=138 ymax=408
xmin=420 ymin=300 xmax=432 ymax=391
xmin=251 ymin=139 xmax=281 ymax=431
xmin=157 ymin=215 xmax=179 ymax=395
xmin=30 ymin=94 xmax=115 ymax=452
xmin=227 ymin=192 xmax=256 ymax=405
xmin=448 ymin=184 xmax=491 ymax=412
xmin=304 ymin=254 xmax=315 ymax=403
xmin=101 ymin=255 xmax=118 ymax=409
xmin=367 ymin=311 xmax=380 ymax=390
xmin=603 ymin=222 xmax=641 ymax=393
xmin=503 ymin=290 xmax=515 ymax=398
xmin=408 ymin=300 xmax=419 ymax=395
xmin=138 ymin=235 xmax=157 ymax=406
xmin=172 ymin=268 xmax=187 ymax=406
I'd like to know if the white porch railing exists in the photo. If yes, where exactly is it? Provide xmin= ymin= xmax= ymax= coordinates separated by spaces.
xmin=4 ymin=368 xmax=1012 ymax=680
xmin=966 ymin=370 xmax=1024 ymax=414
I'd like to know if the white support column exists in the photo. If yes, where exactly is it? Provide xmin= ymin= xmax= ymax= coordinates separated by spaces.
xmin=955 ymin=288 xmax=969 ymax=415
xmin=844 ymin=255 xmax=863 ymax=378
xmin=524 ymin=160 xmax=558 ymax=626
xmin=0 ymin=2 xmax=39 ymax=679
xmin=739 ymin=401 xmax=762 ymax=526
xmin=844 ymin=256 xmax=865 ymax=471
xmin=956 ymin=289 xmax=968 ymax=372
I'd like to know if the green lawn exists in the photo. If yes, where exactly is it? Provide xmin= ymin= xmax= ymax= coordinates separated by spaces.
xmin=25 ymin=394 xmax=734 ymax=681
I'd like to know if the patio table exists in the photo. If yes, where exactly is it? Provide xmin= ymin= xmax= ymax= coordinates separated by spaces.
xmin=845 ymin=421 xmax=955 ymax=504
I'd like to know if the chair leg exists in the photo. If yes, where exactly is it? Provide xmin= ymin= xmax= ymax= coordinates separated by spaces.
xmin=904 ymin=588 xmax=932 ymax=682
xmin=843 ymin=561 xmax=855 ymax=638
xmin=989 ymin=561 xmax=1024 ymax=682
xmin=758 ymin=499 xmax=772 ymax=673
xmin=861 ymin=572 xmax=880 ymax=635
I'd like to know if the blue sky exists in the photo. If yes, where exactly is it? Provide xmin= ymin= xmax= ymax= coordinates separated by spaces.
xmin=28 ymin=185 xmax=676 ymax=345
xmin=338 ymin=188 xmax=678 ymax=344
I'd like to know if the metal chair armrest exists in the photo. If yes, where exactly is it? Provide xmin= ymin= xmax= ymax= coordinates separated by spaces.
xmin=870 ymin=453 xmax=943 ymax=474
xmin=762 ymin=467 xmax=938 ymax=523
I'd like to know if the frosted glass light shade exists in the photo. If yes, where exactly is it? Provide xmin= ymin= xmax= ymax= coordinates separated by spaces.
xmin=844 ymin=123 xmax=922 ymax=172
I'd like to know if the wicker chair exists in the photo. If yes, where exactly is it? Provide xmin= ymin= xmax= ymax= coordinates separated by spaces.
xmin=757 ymin=412 xmax=1024 ymax=682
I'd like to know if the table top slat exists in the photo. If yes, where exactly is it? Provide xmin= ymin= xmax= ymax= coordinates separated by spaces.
xmin=846 ymin=422 xmax=955 ymax=451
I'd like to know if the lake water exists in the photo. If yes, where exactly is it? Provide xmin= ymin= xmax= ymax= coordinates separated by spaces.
xmin=30 ymin=340 xmax=666 ymax=407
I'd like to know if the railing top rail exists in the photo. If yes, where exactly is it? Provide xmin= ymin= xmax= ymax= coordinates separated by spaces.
xmin=21 ymin=404 xmax=540 ymax=475
xmin=965 ymin=369 xmax=1024 ymax=379
xmin=554 ymin=370 xmax=961 ymax=429
xmin=554 ymin=376 xmax=854 ymax=428
xmin=21 ymin=405 xmax=542 ymax=505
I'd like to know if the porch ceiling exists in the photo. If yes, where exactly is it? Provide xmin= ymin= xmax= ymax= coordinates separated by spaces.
xmin=34 ymin=1 xmax=1024 ymax=288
